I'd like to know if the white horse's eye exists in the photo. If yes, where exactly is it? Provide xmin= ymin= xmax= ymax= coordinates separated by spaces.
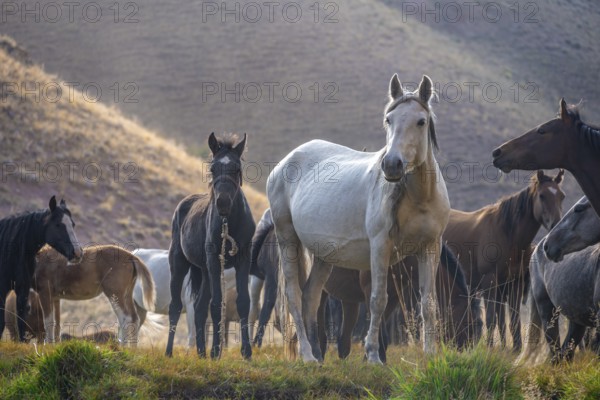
xmin=417 ymin=118 xmax=426 ymax=127
xmin=384 ymin=117 xmax=390 ymax=125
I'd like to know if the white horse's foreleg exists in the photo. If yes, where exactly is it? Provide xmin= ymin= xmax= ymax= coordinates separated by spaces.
xmin=365 ymin=242 xmax=391 ymax=364
xmin=302 ymin=258 xmax=333 ymax=362
xmin=419 ymin=241 xmax=441 ymax=354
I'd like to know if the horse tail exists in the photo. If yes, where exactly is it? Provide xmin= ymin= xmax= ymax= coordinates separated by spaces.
xmin=276 ymin=239 xmax=308 ymax=360
xmin=131 ymin=256 xmax=156 ymax=312
xmin=250 ymin=209 xmax=274 ymax=278
xmin=441 ymin=243 xmax=482 ymax=342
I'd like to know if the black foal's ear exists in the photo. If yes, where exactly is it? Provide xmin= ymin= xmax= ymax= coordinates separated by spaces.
xmin=208 ymin=132 xmax=220 ymax=155
xmin=49 ymin=195 xmax=57 ymax=212
xmin=233 ymin=133 xmax=247 ymax=158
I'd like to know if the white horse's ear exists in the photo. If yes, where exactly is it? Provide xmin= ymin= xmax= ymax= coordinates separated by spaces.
xmin=389 ymin=74 xmax=402 ymax=100
xmin=537 ymin=170 xmax=545 ymax=182
xmin=208 ymin=132 xmax=220 ymax=155
xmin=418 ymin=75 xmax=433 ymax=103
xmin=233 ymin=133 xmax=247 ymax=158
xmin=555 ymin=169 xmax=564 ymax=184
xmin=559 ymin=98 xmax=571 ymax=123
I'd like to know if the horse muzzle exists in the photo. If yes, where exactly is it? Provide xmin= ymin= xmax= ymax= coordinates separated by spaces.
xmin=543 ymin=242 xmax=563 ymax=262
xmin=491 ymin=149 xmax=513 ymax=173
xmin=381 ymin=155 xmax=405 ymax=182
xmin=216 ymin=196 xmax=233 ymax=216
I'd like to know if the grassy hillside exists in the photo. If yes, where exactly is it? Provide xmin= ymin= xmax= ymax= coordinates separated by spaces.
xmin=0 ymin=36 xmax=268 ymax=248
xmin=1 ymin=0 xmax=595 ymax=210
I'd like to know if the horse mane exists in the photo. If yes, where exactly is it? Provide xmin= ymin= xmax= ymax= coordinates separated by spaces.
xmin=564 ymin=103 xmax=600 ymax=152
xmin=0 ymin=210 xmax=48 ymax=267
xmin=384 ymin=94 xmax=439 ymax=151
xmin=493 ymin=174 xmax=548 ymax=237
xmin=386 ymin=180 xmax=407 ymax=238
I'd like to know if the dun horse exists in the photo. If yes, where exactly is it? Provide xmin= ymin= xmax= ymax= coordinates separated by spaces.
xmin=167 ymin=133 xmax=255 ymax=360
xmin=0 ymin=196 xmax=82 ymax=341
xmin=267 ymin=75 xmax=450 ymax=363
xmin=444 ymin=170 xmax=564 ymax=351
xmin=493 ymin=99 xmax=600 ymax=216
xmin=34 ymin=245 xmax=155 ymax=345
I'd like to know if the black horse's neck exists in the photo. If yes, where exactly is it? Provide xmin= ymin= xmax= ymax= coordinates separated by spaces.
xmin=0 ymin=210 xmax=48 ymax=263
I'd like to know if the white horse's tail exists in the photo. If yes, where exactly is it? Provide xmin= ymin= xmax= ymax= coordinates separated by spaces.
xmin=277 ymin=243 xmax=309 ymax=360
xmin=132 ymin=256 xmax=157 ymax=312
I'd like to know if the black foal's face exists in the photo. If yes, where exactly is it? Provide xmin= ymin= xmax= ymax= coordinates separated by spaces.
xmin=207 ymin=132 xmax=247 ymax=217
xmin=211 ymin=154 xmax=242 ymax=217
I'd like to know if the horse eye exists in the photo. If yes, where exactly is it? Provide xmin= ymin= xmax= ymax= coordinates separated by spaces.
xmin=537 ymin=128 xmax=545 ymax=134
xmin=574 ymin=204 xmax=586 ymax=213
xmin=384 ymin=117 xmax=390 ymax=125
xmin=417 ymin=118 xmax=426 ymax=127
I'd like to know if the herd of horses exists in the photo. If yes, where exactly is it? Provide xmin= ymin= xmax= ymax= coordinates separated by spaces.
xmin=0 ymin=74 xmax=599 ymax=366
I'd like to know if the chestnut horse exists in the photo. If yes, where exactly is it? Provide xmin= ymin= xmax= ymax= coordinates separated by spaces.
xmin=444 ymin=170 xmax=565 ymax=351
xmin=34 ymin=245 xmax=155 ymax=345
xmin=493 ymin=99 xmax=600 ymax=216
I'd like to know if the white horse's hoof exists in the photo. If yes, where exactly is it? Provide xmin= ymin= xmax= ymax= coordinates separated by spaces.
xmin=366 ymin=353 xmax=383 ymax=365
xmin=301 ymin=353 xmax=319 ymax=363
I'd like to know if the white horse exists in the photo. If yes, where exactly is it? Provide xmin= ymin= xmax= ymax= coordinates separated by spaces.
xmin=267 ymin=75 xmax=450 ymax=363
xmin=132 ymin=249 xmax=237 ymax=347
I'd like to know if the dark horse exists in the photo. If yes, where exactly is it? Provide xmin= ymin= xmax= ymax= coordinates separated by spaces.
xmin=248 ymin=208 xmax=278 ymax=347
xmin=166 ymin=133 xmax=256 ymax=359
xmin=0 ymin=196 xmax=82 ymax=341
xmin=493 ymin=99 xmax=600 ymax=216
xmin=319 ymin=244 xmax=482 ymax=362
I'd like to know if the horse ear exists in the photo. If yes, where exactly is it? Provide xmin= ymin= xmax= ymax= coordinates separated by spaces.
xmin=208 ymin=132 xmax=220 ymax=155
xmin=233 ymin=133 xmax=247 ymax=158
xmin=389 ymin=74 xmax=402 ymax=100
xmin=536 ymin=170 xmax=545 ymax=182
xmin=559 ymin=98 xmax=571 ymax=123
xmin=555 ymin=169 xmax=565 ymax=184
xmin=49 ymin=195 xmax=57 ymax=212
xmin=418 ymin=75 xmax=433 ymax=103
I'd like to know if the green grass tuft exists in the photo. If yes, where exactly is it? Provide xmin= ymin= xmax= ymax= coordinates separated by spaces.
xmin=386 ymin=344 xmax=522 ymax=400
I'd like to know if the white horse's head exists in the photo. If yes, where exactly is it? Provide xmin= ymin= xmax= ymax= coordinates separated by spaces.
xmin=381 ymin=75 xmax=437 ymax=182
